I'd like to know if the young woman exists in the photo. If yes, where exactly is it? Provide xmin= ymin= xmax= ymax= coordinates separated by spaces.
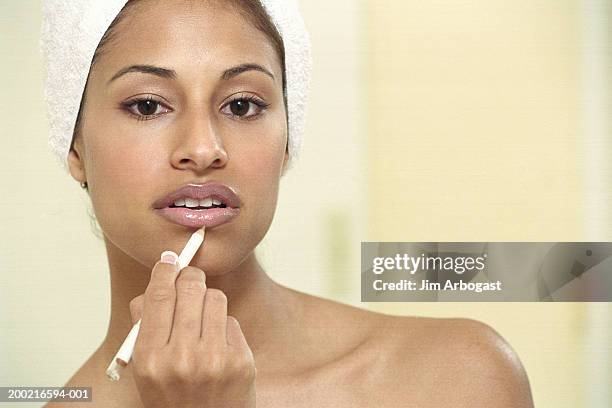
xmin=42 ymin=0 xmax=534 ymax=406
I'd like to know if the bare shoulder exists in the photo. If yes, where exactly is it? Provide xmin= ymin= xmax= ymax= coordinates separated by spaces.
xmin=382 ymin=315 xmax=535 ymax=408
xmin=285 ymin=289 xmax=534 ymax=407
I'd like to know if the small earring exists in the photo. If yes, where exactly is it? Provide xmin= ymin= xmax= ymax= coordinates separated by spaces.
xmin=80 ymin=181 xmax=88 ymax=190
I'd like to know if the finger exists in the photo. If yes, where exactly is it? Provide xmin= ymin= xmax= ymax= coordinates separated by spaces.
xmin=200 ymin=288 xmax=228 ymax=353
xmin=140 ymin=251 xmax=180 ymax=348
xmin=129 ymin=294 xmax=144 ymax=324
xmin=226 ymin=315 xmax=251 ymax=354
xmin=169 ymin=266 xmax=206 ymax=345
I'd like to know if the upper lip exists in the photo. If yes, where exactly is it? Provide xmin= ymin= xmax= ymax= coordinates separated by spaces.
xmin=152 ymin=181 xmax=241 ymax=209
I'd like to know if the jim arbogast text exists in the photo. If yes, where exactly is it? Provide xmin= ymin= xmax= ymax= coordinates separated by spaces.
xmin=372 ymin=279 xmax=503 ymax=292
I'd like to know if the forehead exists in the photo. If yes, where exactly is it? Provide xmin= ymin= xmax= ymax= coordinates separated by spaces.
xmin=94 ymin=0 xmax=281 ymax=82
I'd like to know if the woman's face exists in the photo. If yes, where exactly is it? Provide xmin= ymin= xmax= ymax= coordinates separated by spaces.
xmin=68 ymin=0 xmax=288 ymax=275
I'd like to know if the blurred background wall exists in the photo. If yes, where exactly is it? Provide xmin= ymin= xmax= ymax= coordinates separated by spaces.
xmin=361 ymin=1 xmax=611 ymax=407
xmin=0 ymin=0 xmax=610 ymax=407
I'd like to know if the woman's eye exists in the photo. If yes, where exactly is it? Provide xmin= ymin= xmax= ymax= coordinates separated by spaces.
xmin=124 ymin=98 xmax=171 ymax=120
xmin=221 ymin=97 xmax=269 ymax=119
xmin=122 ymin=95 xmax=267 ymax=121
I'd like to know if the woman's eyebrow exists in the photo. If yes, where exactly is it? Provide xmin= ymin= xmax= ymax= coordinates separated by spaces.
xmin=108 ymin=63 xmax=274 ymax=84
xmin=108 ymin=65 xmax=176 ymax=84
xmin=221 ymin=63 xmax=275 ymax=81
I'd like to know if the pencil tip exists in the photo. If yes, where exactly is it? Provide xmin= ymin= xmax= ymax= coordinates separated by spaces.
xmin=197 ymin=227 xmax=206 ymax=238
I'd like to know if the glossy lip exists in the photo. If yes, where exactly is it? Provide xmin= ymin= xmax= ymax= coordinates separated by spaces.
xmin=154 ymin=206 xmax=240 ymax=229
xmin=152 ymin=181 xmax=242 ymax=229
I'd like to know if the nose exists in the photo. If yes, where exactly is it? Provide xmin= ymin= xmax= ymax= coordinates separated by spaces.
xmin=170 ymin=108 xmax=229 ymax=172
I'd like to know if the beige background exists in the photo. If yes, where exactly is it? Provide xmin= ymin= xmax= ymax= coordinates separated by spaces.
xmin=1 ymin=0 xmax=611 ymax=407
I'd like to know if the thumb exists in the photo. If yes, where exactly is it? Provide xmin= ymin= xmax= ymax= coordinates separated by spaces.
xmin=129 ymin=294 xmax=144 ymax=325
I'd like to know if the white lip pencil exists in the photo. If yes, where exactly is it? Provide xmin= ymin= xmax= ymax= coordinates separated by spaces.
xmin=105 ymin=227 xmax=206 ymax=381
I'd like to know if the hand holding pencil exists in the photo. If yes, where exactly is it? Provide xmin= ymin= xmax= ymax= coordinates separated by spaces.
xmin=106 ymin=227 xmax=257 ymax=408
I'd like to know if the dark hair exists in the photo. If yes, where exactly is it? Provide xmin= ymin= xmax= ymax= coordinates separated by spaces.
xmin=71 ymin=0 xmax=288 ymax=168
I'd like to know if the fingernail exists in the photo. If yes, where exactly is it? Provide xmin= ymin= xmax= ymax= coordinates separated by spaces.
xmin=160 ymin=250 xmax=178 ymax=265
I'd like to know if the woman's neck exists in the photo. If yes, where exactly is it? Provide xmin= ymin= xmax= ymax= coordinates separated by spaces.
xmin=101 ymin=236 xmax=305 ymax=370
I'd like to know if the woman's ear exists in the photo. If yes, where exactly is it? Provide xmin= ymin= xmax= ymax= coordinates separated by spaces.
xmin=67 ymin=139 xmax=87 ymax=184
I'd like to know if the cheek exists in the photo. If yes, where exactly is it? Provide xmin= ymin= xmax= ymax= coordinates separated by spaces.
xmin=232 ymin=111 xmax=287 ymax=175
xmin=84 ymin=124 xmax=163 ymax=233
xmin=233 ymin=126 xmax=286 ymax=205
xmin=224 ymin=124 xmax=286 ymax=247
xmin=85 ymin=118 xmax=163 ymax=189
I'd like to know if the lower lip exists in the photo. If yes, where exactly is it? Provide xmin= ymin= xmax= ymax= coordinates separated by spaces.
xmin=154 ymin=207 xmax=240 ymax=229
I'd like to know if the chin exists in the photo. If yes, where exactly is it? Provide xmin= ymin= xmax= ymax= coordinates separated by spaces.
xmin=181 ymin=238 xmax=255 ymax=275
xmin=184 ymin=254 xmax=250 ymax=279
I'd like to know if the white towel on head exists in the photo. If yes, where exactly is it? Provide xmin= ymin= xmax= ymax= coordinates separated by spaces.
xmin=40 ymin=0 xmax=312 ymax=173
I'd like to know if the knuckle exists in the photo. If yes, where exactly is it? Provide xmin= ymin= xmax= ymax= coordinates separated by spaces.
xmin=129 ymin=295 xmax=143 ymax=313
xmin=150 ymin=265 xmax=175 ymax=282
xmin=243 ymin=363 xmax=257 ymax=382
xmin=176 ymin=279 xmax=205 ymax=295
xmin=226 ymin=315 xmax=243 ymax=333
xmin=145 ymin=286 xmax=175 ymax=303
xmin=176 ymin=269 xmax=206 ymax=295
xmin=202 ymin=353 xmax=225 ymax=380
xmin=172 ymin=357 xmax=198 ymax=379
xmin=178 ymin=316 xmax=201 ymax=332
xmin=230 ymin=354 xmax=256 ymax=380
xmin=205 ymin=288 xmax=228 ymax=306
xmin=133 ymin=357 xmax=157 ymax=380
xmin=178 ymin=266 xmax=205 ymax=280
